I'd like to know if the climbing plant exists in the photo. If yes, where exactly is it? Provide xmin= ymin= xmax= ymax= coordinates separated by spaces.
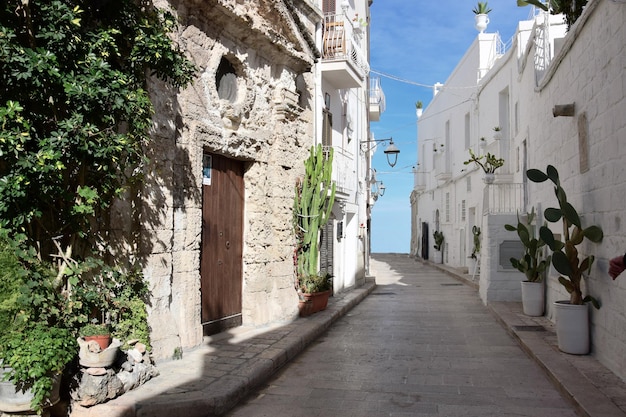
xmin=0 ymin=0 xmax=196 ymax=263
xmin=0 ymin=0 xmax=195 ymax=410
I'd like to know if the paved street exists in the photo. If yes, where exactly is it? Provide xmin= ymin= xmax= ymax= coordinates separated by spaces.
xmin=226 ymin=253 xmax=578 ymax=417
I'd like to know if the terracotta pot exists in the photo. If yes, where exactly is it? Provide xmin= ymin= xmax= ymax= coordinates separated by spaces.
xmin=298 ymin=290 xmax=331 ymax=317
xmin=84 ymin=334 xmax=111 ymax=350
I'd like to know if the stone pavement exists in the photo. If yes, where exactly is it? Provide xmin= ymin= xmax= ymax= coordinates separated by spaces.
xmin=70 ymin=254 xmax=626 ymax=417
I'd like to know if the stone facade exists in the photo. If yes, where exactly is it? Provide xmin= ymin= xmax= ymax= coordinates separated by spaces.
xmin=111 ymin=0 xmax=323 ymax=360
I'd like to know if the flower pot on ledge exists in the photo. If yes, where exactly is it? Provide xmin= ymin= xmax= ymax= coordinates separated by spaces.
xmin=298 ymin=290 xmax=331 ymax=317
xmin=474 ymin=13 xmax=489 ymax=33
xmin=78 ymin=337 xmax=122 ymax=368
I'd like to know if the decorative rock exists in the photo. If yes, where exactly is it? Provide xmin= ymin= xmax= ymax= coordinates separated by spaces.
xmin=120 ymin=361 xmax=133 ymax=372
xmin=134 ymin=343 xmax=147 ymax=354
xmin=84 ymin=367 xmax=107 ymax=376
xmin=127 ymin=349 xmax=143 ymax=363
xmin=71 ymin=370 xmax=124 ymax=407
xmin=116 ymin=362 xmax=160 ymax=392
xmin=86 ymin=340 xmax=102 ymax=353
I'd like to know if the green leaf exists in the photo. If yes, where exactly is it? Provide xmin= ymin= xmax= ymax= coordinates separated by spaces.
xmin=562 ymin=202 xmax=581 ymax=228
xmin=558 ymin=276 xmax=575 ymax=293
xmin=544 ymin=208 xmax=562 ymax=223
xmin=526 ymin=168 xmax=548 ymax=183
xmin=583 ymin=295 xmax=600 ymax=310
xmin=553 ymin=251 xmax=573 ymax=277
xmin=583 ymin=225 xmax=603 ymax=243
xmin=546 ymin=164 xmax=560 ymax=185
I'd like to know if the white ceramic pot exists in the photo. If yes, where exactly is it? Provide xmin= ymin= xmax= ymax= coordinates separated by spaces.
xmin=521 ymin=281 xmax=544 ymax=316
xmin=432 ymin=250 xmax=443 ymax=264
xmin=78 ymin=337 xmax=122 ymax=368
xmin=474 ymin=13 xmax=489 ymax=33
xmin=483 ymin=173 xmax=495 ymax=184
xmin=554 ymin=301 xmax=589 ymax=355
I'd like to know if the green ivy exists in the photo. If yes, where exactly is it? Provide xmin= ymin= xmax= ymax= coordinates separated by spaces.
xmin=0 ymin=0 xmax=196 ymax=261
xmin=0 ymin=0 xmax=195 ymax=411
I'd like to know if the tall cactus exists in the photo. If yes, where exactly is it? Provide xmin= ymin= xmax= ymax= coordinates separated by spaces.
xmin=294 ymin=145 xmax=336 ymax=281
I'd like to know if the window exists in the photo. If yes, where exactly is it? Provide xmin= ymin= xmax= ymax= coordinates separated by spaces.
xmin=464 ymin=113 xmax=470 ymax=149
xmin=461 ymin=200 xmax=466 ymax=222
xmin=467 ymin=177 xmax=471 ymax=192
xmin=322 ymin=109 xmax=333 ymax=147
xmin=323 ymin=0 xmax=336 ymax=14
xmin=216 ymin=57 xmax=238 ymax=102
xmin=445 ymin=192 xmax=450 ymax=223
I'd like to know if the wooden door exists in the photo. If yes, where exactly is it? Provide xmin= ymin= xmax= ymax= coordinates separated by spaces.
xmin=200 ymin=153 xmax=244 ymax=335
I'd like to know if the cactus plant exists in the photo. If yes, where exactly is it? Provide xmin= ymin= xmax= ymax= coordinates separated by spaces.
xmin=527 ymin=165 xmax=603 ymax=306
xmin=470 ymin=226 xmax=481 ymax=260
xmin=504 ymin=208 xmax=551 ymax=282
xmin=433 ymin=230 xmax=444 ymax=251
xmin=464 ymin=149 xmax=504 ymax=174
xmin=293 ymin=145 xmax=336 ymax=292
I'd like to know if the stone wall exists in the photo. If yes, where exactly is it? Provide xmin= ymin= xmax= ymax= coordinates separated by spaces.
xmin=111 ymin=0 xmax=322 ymax=360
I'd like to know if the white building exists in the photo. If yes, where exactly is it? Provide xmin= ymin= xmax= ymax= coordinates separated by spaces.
xmin=318 ymin=0 xmax=383 ymax=290
xmin=411 ymin=1 xmax=626 ymax=380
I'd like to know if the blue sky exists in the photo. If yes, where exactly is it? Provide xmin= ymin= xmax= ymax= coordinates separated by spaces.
xmin=368 ymin=1 xmax=533 ymax=253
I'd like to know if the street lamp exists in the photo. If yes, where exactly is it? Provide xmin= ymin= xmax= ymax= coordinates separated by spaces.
xmin=360 ymin=137 xmax=401 ymax=168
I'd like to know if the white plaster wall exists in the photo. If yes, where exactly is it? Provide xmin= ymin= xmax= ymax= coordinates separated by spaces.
xmin=414 ymin=0 xmax=626 ymax=381
xmin=479 ymin=213 xmax=523 ymax=303
xmin=519 ymin=0 xmax=626 ymax=379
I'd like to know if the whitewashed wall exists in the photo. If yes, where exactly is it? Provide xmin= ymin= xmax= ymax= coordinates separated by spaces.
xmin=414 ymin=0 xmax=626 ymax=381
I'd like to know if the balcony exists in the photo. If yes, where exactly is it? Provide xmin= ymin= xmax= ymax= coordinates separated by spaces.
xmin=321 ymin=13 xmax=369 ymax=89
xmin=483 ymin=183 xmax=525 ymax=215
xmin=369 ymin=77 xmax=386 ymax=121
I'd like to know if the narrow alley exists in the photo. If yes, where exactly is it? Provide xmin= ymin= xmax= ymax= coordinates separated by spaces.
xmin=226 ymin=254 xmax=579 ymax=417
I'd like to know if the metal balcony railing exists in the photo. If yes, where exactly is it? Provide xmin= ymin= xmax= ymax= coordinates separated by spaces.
xmin=369 ymin=77 xmax=386 ymax=113
xmin=483 ymin=183 xmax=525 ymax=215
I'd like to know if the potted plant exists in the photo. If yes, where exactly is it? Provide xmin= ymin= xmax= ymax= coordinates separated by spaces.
xmin=463 ymin=148 xmax=504 ymax=184
xmin=479 ymin=136 xmax=487 ymax=150
xmin=79 ymin=322 xmax=112 ymax=350
xmin=415 ymin=101 xmax=423 ymax=118
xmin=293 ymin=144 xmax=336 ymax=317
xmin=433 ymin=230 xmax=444 ymax=264
xmin=0 ymin=233 xmax=75 ymax=414
xmin=0 ymin=324 xmax=74 ymax=415
xmin=468 ymin=226 xmax=481 ymax=274
xmin=504 ymin=208 xmax=551 ymax=316
xmin=493 ymin=126 xmax=502 ymax=140
xmin=517 ymin=0 xmax=587 ymax=29
xmin=527 ymin=165 xmax=604 ymax=354
xmin=473 ymin=2 xmax=492 ymax=32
